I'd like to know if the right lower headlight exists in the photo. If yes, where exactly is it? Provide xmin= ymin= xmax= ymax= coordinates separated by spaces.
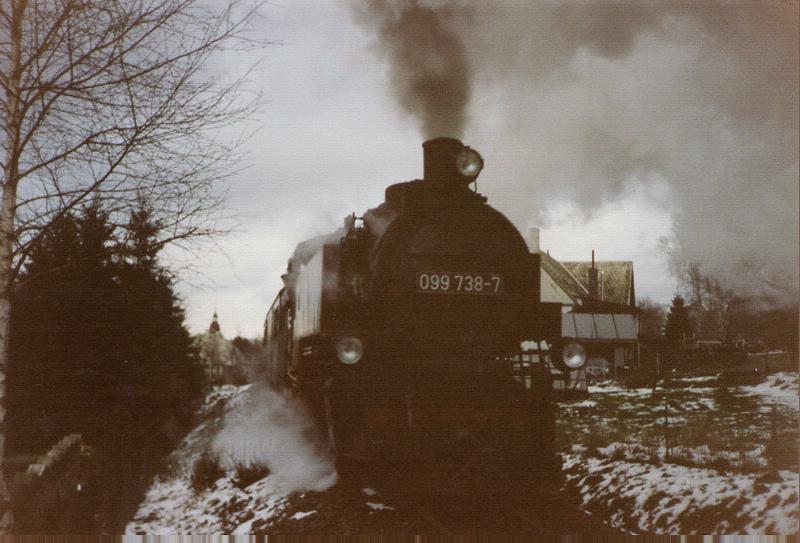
xmin=335 ymin=336 xmax=363 ymax=365
xmin=561 ymin=341 xmax=587 ymax=370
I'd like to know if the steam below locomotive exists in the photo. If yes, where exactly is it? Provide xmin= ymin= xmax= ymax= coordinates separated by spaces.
xmin=264 ymin=138 xmax=586 ymax=492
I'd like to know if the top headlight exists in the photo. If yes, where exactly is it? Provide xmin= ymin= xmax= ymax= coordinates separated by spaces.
xmin=456 ymin=147 xmax=484 ymax=178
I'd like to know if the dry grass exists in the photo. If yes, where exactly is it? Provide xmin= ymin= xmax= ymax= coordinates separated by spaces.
xmin=558 ymin=372 xmax=799 ymax=473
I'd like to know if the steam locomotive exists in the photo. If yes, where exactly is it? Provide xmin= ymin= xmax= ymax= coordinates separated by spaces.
xmin=264 ymin=138 xmax=586 ymax=492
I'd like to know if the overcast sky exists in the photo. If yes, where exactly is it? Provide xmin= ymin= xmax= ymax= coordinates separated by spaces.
xmin=176 ymin=0 xmax=798 ymax=339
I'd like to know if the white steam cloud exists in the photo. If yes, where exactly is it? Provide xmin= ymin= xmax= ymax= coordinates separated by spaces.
xmin=355 ymin=1 xmax=799 ymax=299
xmin=212 ymin=383 xmax=337 ymax=493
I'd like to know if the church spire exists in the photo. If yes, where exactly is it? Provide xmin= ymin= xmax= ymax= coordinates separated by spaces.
xmin=209 ymin=311 xmax=221 ymax=334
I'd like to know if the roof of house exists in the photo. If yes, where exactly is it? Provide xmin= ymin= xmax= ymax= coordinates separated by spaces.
xmin=540 ymin=252 xmax=588 ymax=303
xmin=540 ymin=252 xmax=635 ymax=307
xmin=562 ymin=260 xmax=635 ymax=307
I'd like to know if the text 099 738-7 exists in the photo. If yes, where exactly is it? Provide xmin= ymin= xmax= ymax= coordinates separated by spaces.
xmin=416 ymin=272 xmax=503 ymax=294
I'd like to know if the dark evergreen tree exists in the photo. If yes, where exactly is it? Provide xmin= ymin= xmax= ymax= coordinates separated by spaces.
xmin=8 ymin=201 xmax=205 ymax=455
xmin=114 ymin=201 xmax=206 ymax=436
xmin=8 ymin=203 xmax=121 ymax=452
xmin=664 ymin=295 xmax=694 ymax=344
xmin=8 ymin=215 xmax=82 ymax=451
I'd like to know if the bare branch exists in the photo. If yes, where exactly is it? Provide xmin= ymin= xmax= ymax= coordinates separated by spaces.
xmin=2 ymin=0 xmax=266 ymax=277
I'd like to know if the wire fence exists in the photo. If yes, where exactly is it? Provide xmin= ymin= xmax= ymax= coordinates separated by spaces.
xmin=561 ymin=372 xmax=797 ymax=474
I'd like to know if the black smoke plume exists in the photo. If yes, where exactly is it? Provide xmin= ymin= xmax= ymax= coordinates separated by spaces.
xmin=354 ymin=1 xmax=799 ymax=299
xmin=355 ymin=0 xmax=471 ymax=138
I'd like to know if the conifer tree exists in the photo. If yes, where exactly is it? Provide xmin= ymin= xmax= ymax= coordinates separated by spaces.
xmin=8 ymin=201 xmax=205 ymax=454
xmin=116 ymin=201 xmax=205 ymax=422
xmin=8 ymin=203 xmax=121 ymax=451
xmin=664 ymin=295 xmax=694 ymax=344
xmin=0 ymin=3 xmax=263 ymax=524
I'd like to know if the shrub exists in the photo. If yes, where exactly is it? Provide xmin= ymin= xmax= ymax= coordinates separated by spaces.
xmin=233 ymin=463 xmax=271 ymax=490
xmin=757 ymin=468 xmax=782 ymax=483
xmin=709 ymin=455 xmax=731 ymax=473
xmin=739 ymin=453 xmax=765 ymax=472
xmin=585 ymin=425 xmax=612 ymax=451
xmin=610 ymin=445 xmax=626 ymax=461
xmin=191 ymin=450 xmax=225 ymax=492
xmin=765 ymin=440 xmax=798 ymax=470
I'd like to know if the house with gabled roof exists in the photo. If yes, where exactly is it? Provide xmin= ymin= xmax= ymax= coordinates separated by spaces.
xmin=540 ymin=251 xmax=636 ymax=310
xmin=530 ymin=230 xmax=639 ymax=377
xmin=562 ymin=260 xmax=635 ymax=308
xmin=540 ymin=251 xmax=588 ymax=306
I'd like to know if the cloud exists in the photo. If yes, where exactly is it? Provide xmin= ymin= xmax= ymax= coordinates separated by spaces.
xmin=178 ymin=1 xmax=799 ymax=336
xmin=538 ymin=174 xmax=677 ymax=302
xmin=357 ymin=1 xmax=798 ymax=297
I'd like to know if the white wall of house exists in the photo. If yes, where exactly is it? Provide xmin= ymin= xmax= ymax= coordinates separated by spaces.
xmin=540 ymin=268 xmax=576 ymax=305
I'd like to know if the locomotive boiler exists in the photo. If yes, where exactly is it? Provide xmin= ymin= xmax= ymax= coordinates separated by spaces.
xmin=264 ymin=138 xmax=585 ymax=492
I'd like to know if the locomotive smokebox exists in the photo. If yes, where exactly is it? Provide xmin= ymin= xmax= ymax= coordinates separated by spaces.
xmin=423 ymin=137 xmax=483 ymax=189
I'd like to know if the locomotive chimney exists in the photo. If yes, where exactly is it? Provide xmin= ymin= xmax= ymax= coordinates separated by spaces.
xmin=588 ymin=249 xmax=599 ymax=299
xmin=423 ymin=137 xmax=464 ymax=188
xmin=526 ymin=226 xmax=540 ymax=253
xmin=422 ymin=137 xmax=483 ymax=192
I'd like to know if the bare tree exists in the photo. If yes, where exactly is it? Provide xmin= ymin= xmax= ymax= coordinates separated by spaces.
xmin=637 ymin=297 xmax=666 ymax=339
xmin=679 ymin=262 xmax=736 ymax=341
xmin=0 ymin=0 xmax=263 ymax=528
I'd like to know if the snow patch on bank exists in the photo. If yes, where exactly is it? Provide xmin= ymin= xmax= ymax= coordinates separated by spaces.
xmin=366 ymin=502 xmax=395 ymax=512
xmin=566 ymin=370 xmax=799 ymax=534
xmin=127 ymin=471 xmax=289 ymax=534
xmin=126 ymin=383 xmax=337 ymax=534
xmin=563 ymin=454 xmax=799 ymax=534
xmin=289 ymin=510 xmax=317 ymax=521
xmin=740 ymin=372 xmax=799 ymax=411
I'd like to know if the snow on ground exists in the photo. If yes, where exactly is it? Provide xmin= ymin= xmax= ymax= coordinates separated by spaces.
xmin=126 ymin=383 xmax=337 ymax=534
xmin=127 ymin=371 xmax=799 ymax=534
xmin=198 ymin=384 xmax=251 ymax=417
xmin=366 ymin=502 xmax=395 ymax=512
xmin=680 ymin=375 xmax=718 ymax=383
xmin=126 ymin=468 xmax=291 ymax=534
xmin=563 ymin=454 xmax=799 ymax=534
xmin=588 ymin=382 xmax=650 ymax=395
xmin=289 ymin=511 xmax=317 ymax=521
xmin=562 ymin=371 xmax=800 ymax=534
xmin=741 ymin=372 xmax=799 ymax=411
xmin=125 ymin=383 xmax=422 ymax=534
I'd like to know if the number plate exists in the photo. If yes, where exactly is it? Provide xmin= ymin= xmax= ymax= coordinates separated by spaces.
xmin=416 ymin=271 xmax=503 ymax=295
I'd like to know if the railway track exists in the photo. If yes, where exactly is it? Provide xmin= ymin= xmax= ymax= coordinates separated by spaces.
xmin=340 ymin=455 xmax=624 ymax=535
xmin=261 ymin=476 xmax=625 ymax=535
xmin=403 ymin=493 xmax=623 ymax=535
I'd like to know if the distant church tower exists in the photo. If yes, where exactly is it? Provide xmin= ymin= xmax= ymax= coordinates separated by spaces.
xmin=209 ymin=311 xmax=221 ymax=334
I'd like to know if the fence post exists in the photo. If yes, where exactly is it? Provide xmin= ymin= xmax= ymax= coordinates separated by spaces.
xmin=663 ymin=394 xmax=671 ymax=460
xmin=770 ymin=406 xmax=777 ymax=441
xmin=770 ymin=404 xmax=778 ymax=460
xmin=651 ymin=353 xmax=660 ymax=394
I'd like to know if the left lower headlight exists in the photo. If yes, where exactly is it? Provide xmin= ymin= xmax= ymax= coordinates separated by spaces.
xmin=335 ymin=336 xmax=364 ymax=365
xmin=562 ymin=341 xmax=587 ymax=370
